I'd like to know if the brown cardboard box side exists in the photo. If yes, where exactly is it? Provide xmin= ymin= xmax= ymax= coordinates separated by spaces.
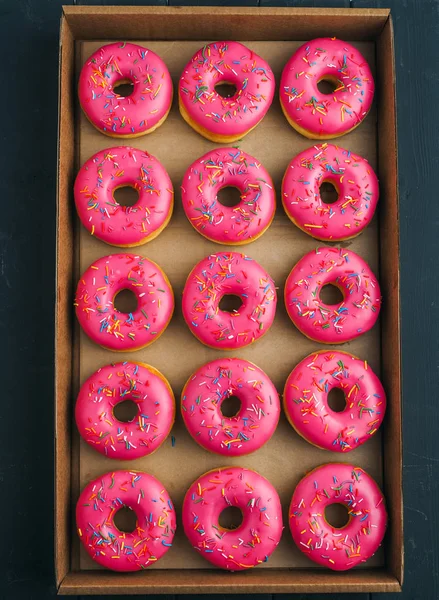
xmin=62 ymin=6 xmax=389 ymax=42
xmin=56 ymin=6 xmax=402 ymax=595
xmin=376 ymin=17 xmax=403 ymax=584
xmin=55 ymin=13 xmax=75 ymax=588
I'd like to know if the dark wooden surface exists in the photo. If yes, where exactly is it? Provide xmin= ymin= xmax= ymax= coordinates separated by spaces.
xmin=1 ymin=0 xmax=438 ymax=598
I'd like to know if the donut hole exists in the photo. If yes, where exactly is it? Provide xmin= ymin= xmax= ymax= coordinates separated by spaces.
xmin=317 ymin=77 xmax=339 ymax=95
xmin=220 ymin=394 xmax=242 ymax=418
xmin=113 ymin=399 xmax=139 ymax=423
xmin=217 ymin=186 xmax=242 ymax=208
xmin=114 ymin=289 xmax=138 ymax=314
xmin=325 ymin=503 xmax=350 ymax=529
xmin=319 ymin=283 xmax=344 ymax=305
xmin=319 ymin=180 xmax=339 ymax=204
xmin=219 ymin=294 xmax=243 ymax=313
xmin=327 ymin=387 xmax=347 ymax=413
xmin=215 ymin=82 xmax=237 ymax=99
xmin=113 ymin=78 xmax=134 ymax=97
xmin=218 ymin=506 xmax=244 ymax=530
xmin=113 ymin=185 xmax=140 ymax=208
xmin=114 ymin=505 xmax=138 ymax=533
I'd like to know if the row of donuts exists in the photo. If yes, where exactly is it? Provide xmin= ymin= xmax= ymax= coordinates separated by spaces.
xmin=77 ymin=464 xmax=387 ymax=572
xmin=75 ymin=143 xmax=379 ymax=247
xmin=75 ymin=37 xmax=384 ymax=577
xmin=79 ymin=39 xmax=374 ymax=142
xmin=76 ymin=353 xmax=385 ymax=460
xmin=75 ymin=247 xmax=381 ymax=352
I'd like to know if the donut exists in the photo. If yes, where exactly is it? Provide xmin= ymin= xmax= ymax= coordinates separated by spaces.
xmin=182 ymin=466 xmax=283 ymax=570
xmin=74 ymin=147 xmax=173 ymax=247
xmin=284 ymin=247 xmax=381 ymax=344
xmin=283 ymin=350 xmax=386 ymax=452
xmin=182 ymin=252 xmax=277 ymax=350
xmin=280 ymin=38 xmax=374 ymax=139
xmin=282 ymin=144 xmax=379 ymax=241
xmin=181 ymin=148 xmax=275 ymax=245
xmin=179 ymin=41 xmax=275 ymax=143
xmin=75 ymin=361 xmax=175 ymax=459
xmin=75 ymin=253 xmax=174 ymax=351
xmin=289 ymin=463 xmax=387 ymax=570
xmin=76 ymin=470 xmax=176 ymax=571
xmin=78 ymin=42 xmax=173 ymax=138
xmin=181 ymin=358 xmax=280 ymax=456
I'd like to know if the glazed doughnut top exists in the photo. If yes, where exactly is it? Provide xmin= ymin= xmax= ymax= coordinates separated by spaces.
xmin=75 ymin=361 xmax=175 ymax=459
xmin=285 ymin=247 xmax=381 ymax=343
xmin=182 ymin=466 xmax=283 ymax=570
xmin=182 ymin=358 xmax=280 ymax=456
xmin=74 ymin=146 xmax=173 ymax=246
xmin=75 ymin=253 xmax=174 ymax=351
xmin=179 ymin=41 xmax=275 ymax=138
xmin=181 ymin=148 xmax=275 ymax=244
xmin=76 ymin=470 xmax=176 ymax=571
xmin=289 ymin=463 xmax=387 ymax=570
xmin=282 ymin=143 xmax=379 ymax=241
xmin=284 ymin=350 xmax=386 ymax=452
xmin=280 ymin=38 xmax=374 ymax=137
xmin=182 ymin=252 xmax=277 ymax=350
xmin=79 ymin=42 xmax=173 ymax=136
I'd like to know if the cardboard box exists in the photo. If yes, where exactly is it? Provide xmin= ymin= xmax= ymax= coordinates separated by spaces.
xmin=56 ymin=5 xmax=402 ymax=594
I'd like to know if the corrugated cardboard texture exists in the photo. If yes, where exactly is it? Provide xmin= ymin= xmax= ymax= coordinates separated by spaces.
xmin=76 ymin=39 xmax=384 ymax=572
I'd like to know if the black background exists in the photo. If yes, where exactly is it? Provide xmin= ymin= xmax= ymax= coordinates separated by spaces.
xmin=1 ymin=1 xmax=438 ymax=599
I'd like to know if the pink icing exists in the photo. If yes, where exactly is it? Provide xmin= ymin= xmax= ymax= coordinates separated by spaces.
xmin=181 ymin=148 xmax=275 ymax=244
xmin=182 ymin=358 xmax=280 ymax=456
xmin=182 ymin=466 xmax=283 ymax=570
xmin=75 ymin=253 xmax=174 ymax=351
xmin=282 ymin=144 xmax=379 ymax=241
xmin=74 ymin=146 xmax=173 ymax=247
xmin=76 ymin=470 xmax=176 ymax=571
xmin=289 ymin=463 xmax=387 ymax=570
xmin=182 ymin=252 xmax=277 ymax=350
xmin=285 ymin=247 xmax=381 ymax=344
xmin=75 ymin=361 xmax=175 ymax=460
xmin=78 ymin=42 xmax=172 ymax=136
xmin=284 ymin=351 xmax=386 ymax=452
xmin=280 ymin=38 xmax=374 ymax=138
xmin=179 ymin=41 xmax=275 ymax=139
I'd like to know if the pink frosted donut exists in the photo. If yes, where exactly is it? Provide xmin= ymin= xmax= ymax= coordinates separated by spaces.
xmin=182 ymin=358 xmax=280 ymax=456
xmin=74 ymin=147 xmax=173 ymax=247
xmin=283 ymin=350 xmax=386 ymax=452
xmin=179 ymin=41 xmax=275 ymax=143
xmin=75 ymin=361 xmax=175 ymax=459
xmin=78 ymin=42 xmax=173 ymax=138
xmin=75 ymin=253 xmax=174 ymax=351
xmin=181 ymin=148 xmax=275 ymax=245
xmin=182 ymin=466 xmax=283 ymax=570
xmin=284 ymin=247 xmax=381 ymax=344
xmin=280 ymin=38 xmax=374 ymax=139
xmin=282 ymin=144 xmax=379 ymax=241
xmin=76 ymin=470 xmax=176 ymax=571
xmin=289 ymin=463 xmax=387 ymax=570
xmin=182 ymin=252 xmax=277 ymax=350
